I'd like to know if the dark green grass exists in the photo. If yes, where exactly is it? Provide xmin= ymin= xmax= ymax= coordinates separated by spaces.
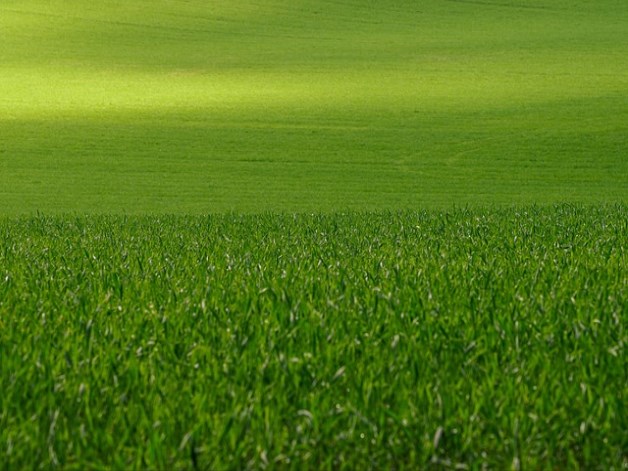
xmin=1 ymin=206 xmax=626 ymax=468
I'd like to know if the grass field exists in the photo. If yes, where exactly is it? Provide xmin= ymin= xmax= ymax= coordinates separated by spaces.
xmin=1 ymin=207 xmax=626 ymax=468
xmin=1 ymin=0 xmax=627 ymax=469
xmin=1 ymin=0 xmax=627 ymax=212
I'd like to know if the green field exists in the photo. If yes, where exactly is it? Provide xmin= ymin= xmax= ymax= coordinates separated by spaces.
xmin=1 ymin=0 xmax=627 ymax=469
xmin=1 ymin=207 xmax=626 ymax=468
xmin=1 ymin=0 xmax=627 ymax=212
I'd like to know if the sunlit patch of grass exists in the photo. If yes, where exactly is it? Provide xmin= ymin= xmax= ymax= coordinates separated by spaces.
xmin=1 ymin=0 xmax=627 ymax=212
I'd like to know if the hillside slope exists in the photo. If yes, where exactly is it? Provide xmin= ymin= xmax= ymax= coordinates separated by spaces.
xmin=1 ymin=1 xmax=627 ymax=212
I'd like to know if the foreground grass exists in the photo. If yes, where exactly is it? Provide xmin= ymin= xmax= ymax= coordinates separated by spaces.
xmin=0 ymin=205 xmax=626 ymax=469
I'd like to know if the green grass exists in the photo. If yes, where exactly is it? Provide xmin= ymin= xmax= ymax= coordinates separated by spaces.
xmin=1 ymin=206 xmax=626 ymax=468
xmin=1 ymin=0 xmax=627 ymax=212
xmin=1 ymin=1 xmax=626 ymax=468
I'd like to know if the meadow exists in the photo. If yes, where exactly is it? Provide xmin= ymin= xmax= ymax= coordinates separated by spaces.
xmin=1 ymin=207 xmax=626 ymax=468
xmin=1 ymin=0 xmax=627 ymax=212
xmin=1 ymin=0 xmax=627 ymax=468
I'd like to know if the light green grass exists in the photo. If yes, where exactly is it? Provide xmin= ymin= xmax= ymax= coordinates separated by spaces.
xmin=1 ymin=206 xmax=626 ymax=468
xmin=1 ymin=0 xmax=627 ymax=213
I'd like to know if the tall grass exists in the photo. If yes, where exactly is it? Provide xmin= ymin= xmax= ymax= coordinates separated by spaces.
xmin=1 ymin=205 xmax=626 ymax=469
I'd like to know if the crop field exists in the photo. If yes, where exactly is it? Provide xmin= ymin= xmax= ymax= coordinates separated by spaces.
xmin=1 ymin=0 xmax=627 ymax=469
xmin=1 ymin=207 xmax=626 ymax=468
xmin=1 ymin=0 xmax=627 ymax=212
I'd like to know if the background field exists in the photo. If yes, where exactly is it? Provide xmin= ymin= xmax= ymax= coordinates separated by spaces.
xmin=1 ymin=0 xmax=627 ymax=213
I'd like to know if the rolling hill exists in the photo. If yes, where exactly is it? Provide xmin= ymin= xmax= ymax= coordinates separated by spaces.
xmin=1 ymin=0 xmax=627 ymax=212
